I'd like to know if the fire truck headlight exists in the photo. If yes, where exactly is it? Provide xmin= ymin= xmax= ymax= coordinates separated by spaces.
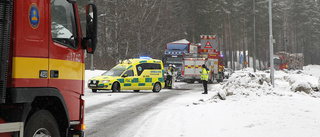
xmin=101 ymin=80 xmax=110 ymax=83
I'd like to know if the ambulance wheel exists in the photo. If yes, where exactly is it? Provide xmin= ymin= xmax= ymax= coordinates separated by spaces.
xmin=92 ymin=89 xmax=97 ymax=92
xmin=112 ymin=82 xmax=120 ymax=92
xmin=153 ymin=83 xmax=161 ymax=93
xmin=134 ymin=90 xmax=140 ymax=92
xmin=25 ymin=110 xmax=61 ymax=137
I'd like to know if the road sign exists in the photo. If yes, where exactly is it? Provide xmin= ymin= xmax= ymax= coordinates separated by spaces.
xmin=204 ymin=41 xmax=212 ymax=48
xmin=200 ymin=35 xmax=216 ymax=51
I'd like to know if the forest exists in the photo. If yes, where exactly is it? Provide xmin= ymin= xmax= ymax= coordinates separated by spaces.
xmin=77 ymin=0 xmax=320 ymax=70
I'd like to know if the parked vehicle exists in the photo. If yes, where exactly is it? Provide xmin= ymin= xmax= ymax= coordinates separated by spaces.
xmin=0 ymin=0 xmax=97 ymax=136
xmin=163 ymin=39 xmax=198 ymax=81
xmin=88 ymin=57 xmax=165 ymax=93
xmin=182 ymin=35 xmax=224 ymax=83
xmin=274 ymin=51 xmax=304 ymax=70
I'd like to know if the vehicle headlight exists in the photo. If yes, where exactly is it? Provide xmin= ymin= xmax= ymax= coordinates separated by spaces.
xmin=88 ymin=79 xmax=97 ymax=84
xmin=101 ymin=80 xmax=110 ymax=83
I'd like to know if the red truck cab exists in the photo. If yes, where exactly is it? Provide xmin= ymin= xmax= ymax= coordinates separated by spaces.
xmin=0 ymin=0 xmax=97 ymax=136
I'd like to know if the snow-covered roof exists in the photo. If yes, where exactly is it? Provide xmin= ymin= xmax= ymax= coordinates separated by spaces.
xmin=169 ymin=39 xmax=190 ymax=44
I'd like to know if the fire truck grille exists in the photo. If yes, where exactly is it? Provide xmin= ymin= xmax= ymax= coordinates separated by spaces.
xmin=0 ymin=0 xmax=13 ymax=103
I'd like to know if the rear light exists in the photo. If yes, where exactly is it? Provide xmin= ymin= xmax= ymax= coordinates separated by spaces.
xmin=82 ymin=124 xmax=86 ymax=130
xmin=182 ymin=70 xmax=184 ymax=76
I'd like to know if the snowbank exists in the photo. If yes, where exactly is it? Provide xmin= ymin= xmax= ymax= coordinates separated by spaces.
xmin=212 ymin=67 xmax=320 ymax=102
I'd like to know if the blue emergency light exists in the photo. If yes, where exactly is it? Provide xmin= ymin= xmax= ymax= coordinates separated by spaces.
xmin=139 ymin=56 xmax=151 ymax=60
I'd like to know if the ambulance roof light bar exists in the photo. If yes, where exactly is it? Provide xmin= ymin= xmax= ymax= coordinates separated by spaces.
xmin=139 ymin=56 xmax=151 ymax=60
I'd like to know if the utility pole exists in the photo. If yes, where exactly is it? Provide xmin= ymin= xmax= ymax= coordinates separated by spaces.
xmin=269 ymin=0 xmax=275 ymax=87
xmin=253 ymin=0 xmax=256 ymax=72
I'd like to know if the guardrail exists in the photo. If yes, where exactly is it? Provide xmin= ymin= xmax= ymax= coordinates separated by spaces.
xmin=0 ymin=122 xmax=24 ymax=136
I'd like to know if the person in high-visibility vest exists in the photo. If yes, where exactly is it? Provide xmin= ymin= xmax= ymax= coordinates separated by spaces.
xmin=167 ymin=64 xmax=175 ymax=89
xmin=200 ymin=64 xmax=210 ymax=94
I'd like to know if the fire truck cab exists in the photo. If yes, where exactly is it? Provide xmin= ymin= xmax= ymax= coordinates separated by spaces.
xmin=0 ymin=0 xmax=97 ymax=136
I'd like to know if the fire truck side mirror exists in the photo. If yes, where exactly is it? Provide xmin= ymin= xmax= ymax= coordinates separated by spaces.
xmin=83 ymin=4 xmax=98 ymax=54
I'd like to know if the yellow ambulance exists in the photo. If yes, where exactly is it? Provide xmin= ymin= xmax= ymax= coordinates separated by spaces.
xmin=88 ymin=57 xmax=165 ymax=93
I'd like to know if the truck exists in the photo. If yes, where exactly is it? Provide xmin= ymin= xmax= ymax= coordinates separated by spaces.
xmin=163 ymin=39 xmax=193 ymax=81
xmin=274 ymin=51 xmax=304 ymax=70
xmin=182 ymin=35 xmax=224 ymax=83
xmin=0 ymin=0 xmax=97 ymax=137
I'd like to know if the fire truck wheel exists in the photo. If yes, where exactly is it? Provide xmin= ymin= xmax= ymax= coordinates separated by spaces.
xmin=25 ymin=110 xmax=61 ymax=137
xmin=92 ymin=89 xmax=97 ymax=92
xmin=112 ymin=82 xmax=120 ymax=92
xmin=152 ymin=83 xmax=161 ymax=93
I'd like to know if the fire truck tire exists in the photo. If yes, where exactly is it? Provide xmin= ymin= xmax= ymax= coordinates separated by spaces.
xmin=112 ymin=82 xmax=120 ymax=92
xmin=92 ymin=89 xmax=97 ymax=92
xmin=25 ymin=110 xmax=61 ymax=137
xmin=152 ymin=82 xmax=161 ymax=93
xmin=134 ymin=90 xmax=140 ymax=92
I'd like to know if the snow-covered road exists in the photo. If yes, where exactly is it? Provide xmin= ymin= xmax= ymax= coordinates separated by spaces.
xmin=83 ymin=80 xmax=204 ymax=137
xmin=83 ymin=66 xmax=320 ymax=137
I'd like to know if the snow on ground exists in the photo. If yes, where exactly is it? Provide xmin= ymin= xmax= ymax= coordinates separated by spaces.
xmin=85 ymin=65 xmax=320 ymax=137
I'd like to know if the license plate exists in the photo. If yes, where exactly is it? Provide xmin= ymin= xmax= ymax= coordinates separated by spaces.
xmin=89 ymin=84 xmax=96 ymax=87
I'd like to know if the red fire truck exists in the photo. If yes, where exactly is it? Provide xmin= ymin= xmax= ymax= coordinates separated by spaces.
xmin=0 ymin=0 xmax=97 ymax=136
xmin=182 ymin=35 xmax=224 ymax=83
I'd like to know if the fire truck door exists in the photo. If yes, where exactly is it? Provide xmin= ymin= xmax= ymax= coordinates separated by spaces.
xmin=12 ymin=1 xmax=49 ymax=87
xmin=48 ymin=0 xmax=83 ymax=121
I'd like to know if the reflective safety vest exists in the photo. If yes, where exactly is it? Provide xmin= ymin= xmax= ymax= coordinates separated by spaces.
xmin=167 ymin=67 xmax=174 ymax=76
xmin=201 ymin=68 xmax=209 ymax=81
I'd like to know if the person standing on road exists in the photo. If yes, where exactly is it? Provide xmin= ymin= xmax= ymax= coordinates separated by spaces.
xmin=172 ymin=65 xmax=177 ymax=88
xmin=200 ymin=64 xmax=209 ymax=94
xmin=167 ymin=64 xmax=174 ymax=89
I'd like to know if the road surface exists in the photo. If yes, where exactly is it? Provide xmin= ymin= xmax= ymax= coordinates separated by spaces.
xmin=83 ymin=82 xmax=205 ymax=137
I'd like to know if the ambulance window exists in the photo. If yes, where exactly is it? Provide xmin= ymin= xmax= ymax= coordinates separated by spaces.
xmin=136 ymin=63 xmax=161 ymax=76
xmin=123 ymin=70 xmax=134 ymax=77
xmin=136 ymin=65 xmax=144 ymax=76
xmin=51 ymin=0 xmax=78 ymax=49
xmin=143 ymin=63 xmax=161 ymax=69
